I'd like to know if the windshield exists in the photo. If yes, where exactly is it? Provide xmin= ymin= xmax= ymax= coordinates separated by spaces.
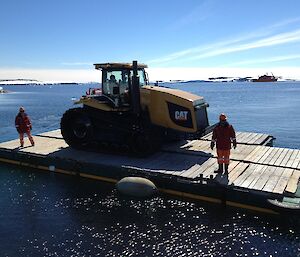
xmin=102 ymin=69 xmax=147 ymax=95
xmin=137 ymin=70 xmax=147 ymax=86
xmin=102 ymin=70 xmax=128 ymax=95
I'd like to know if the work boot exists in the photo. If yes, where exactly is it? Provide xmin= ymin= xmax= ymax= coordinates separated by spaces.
xmin=224 ymin=164 xmax=229 ymax=175
xmin=214 ymin=164 xmax=223 ymax=173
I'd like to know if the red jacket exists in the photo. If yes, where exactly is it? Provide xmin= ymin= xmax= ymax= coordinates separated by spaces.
xmin=212 ymin=122 xmax=236 ymax=150
xmin=15 ymin=113 xmax=32 ymax=133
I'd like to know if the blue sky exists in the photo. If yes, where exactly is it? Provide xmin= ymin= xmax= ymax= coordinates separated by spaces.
xmin=1 ymin=0 xmax=300 ymax=81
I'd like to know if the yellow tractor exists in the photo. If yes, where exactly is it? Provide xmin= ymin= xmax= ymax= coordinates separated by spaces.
xmin=61 ymin=61 xmax=212 ymax=155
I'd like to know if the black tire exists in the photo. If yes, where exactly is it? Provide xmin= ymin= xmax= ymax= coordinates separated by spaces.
xmin=60 ymin=108 xmax=94 ymax=149
xmin=130 ymin=126 xmax=162 ymax=157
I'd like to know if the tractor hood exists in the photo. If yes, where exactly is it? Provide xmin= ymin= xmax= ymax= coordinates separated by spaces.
xmin=142 ymin=85 xmax=206 ymax=106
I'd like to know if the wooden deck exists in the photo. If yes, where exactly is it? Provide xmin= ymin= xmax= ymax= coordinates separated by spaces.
xmin=200 ymin=131 xmax=274 ymax=146
xmin=0 ymin=130 xmax=299 ymax=199
xmin=163 ymin=140 xmax=300 ymax=169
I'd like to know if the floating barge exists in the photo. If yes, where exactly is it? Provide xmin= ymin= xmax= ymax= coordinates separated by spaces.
xmin=0 ymin=130 xmax=299 ymax=215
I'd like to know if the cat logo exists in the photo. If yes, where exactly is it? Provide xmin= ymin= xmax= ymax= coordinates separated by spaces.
xmin=175 ymin=111 xmax=188 ymax=121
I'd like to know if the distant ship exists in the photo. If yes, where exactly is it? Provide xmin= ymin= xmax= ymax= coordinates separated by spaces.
xmin=252 ymin=73 xmax=278 ymax=82
xmin=0 ymin=86 xmax=8 ymax=93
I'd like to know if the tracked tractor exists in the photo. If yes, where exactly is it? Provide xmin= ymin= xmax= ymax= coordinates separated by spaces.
xmin=61 ymin=61 xmax=213 ymax=155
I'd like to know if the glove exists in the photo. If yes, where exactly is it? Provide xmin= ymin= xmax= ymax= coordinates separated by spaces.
xmin=233 ymin=141 xmax=237 ymax=149
xmin=16 ymin=128 xmax=21 ymax=133
xmin=210 ymin=141 xmax=215 ymax=150
xmin=30 ymin=125 xmax=32 ymax=130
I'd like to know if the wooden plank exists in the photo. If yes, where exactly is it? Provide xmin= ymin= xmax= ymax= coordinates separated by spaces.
xmin=237 ymin=132 xmax=251 ymax=144
xmin=272 ymin=168 xmax=294 ymax=194
xmin=250 ymin=133 xmax=268 ymax=145
xmin=274 ymin=148 xmax=290 ymax=167
xmin=239 ymin=144 xmax=257 ymax=158
xmin=240 ymin=164 xmax=268 ymax=189
xmin=229 ymin=146 xmax=243 ymax=160
xmin=191 ymin=158 xmax=217 ymax=178
xmin=240 ymin=132 xmax=256 ymax=144
xmin=176 ymin=163 xmax=201 ymax=177
xmin=251 ymin=147 xmax=271 ymax=163
xmin=205 ymin=160 xmax=240 ymax=180
xmin=248 ymin=165 xmax=269 ymax=189
xmin=195 ymin=141 xmax=211 ymax=152
xmin=243 ymin=132 xmax=256 ymax=143
xmin=189 ymin=140 xmax=207 ymax=151
xmin=228 ymin=162 xmax=249 ymax=184
xmin=190 ymin=139 xmax=202 ymax=147
xmin=139 ymin=153 xmax=192 ymax=174
xmin=37 ymin=129 xmax=63 ymax=139
xmin=233 ymin=164 xmax=259 ymax=187
xmin=171 ymin=154 xmax=202 ymax=172
xmin=235 ymin=131 xmax=243 ymax=137
xmin=256 ymin=147 xmax=273 ymax=164
xmin=200 ymin=131 xmax=271 ymax=146
xmin=252 ymin=134 xmax=269 ymax=145
xmin=177 ymin=158 xmax=205 ymax=177
xmin=262 ymin=167 xmax=285 ymax=192
xmin=179 ymin=157 xmax=214 ymax=178
xmin=201 ymin=162 xmax=219 ymax=178
xmin=293 ymin=150 xmax=300 ymax=169
xmin=230 ymin=144 xmax=251 ymax=161
xmin=285 ymin=169 xmax=300 ymax=194
xmin=251 ymin=133 xmax=264 ymax=145
xmin=244 ymin=145 xmax=264 ymax=162
xmin=251 ymin=165 xmax=276 ymax=191
xmin=234 ymin=131 xmax=242 ymax=142
xmin=0 ymin=136 xmax=69 ymax=155
xmin=277 ymin=148 xmax=294 ymax=167
xmin=290 ymin=150 xmax=300 ymax=169
xmin=263 ymin=148 xmax=281 ymax=166
xmin=268 ymin=148 xmax=285 ymax=166
xmin=247 ymin=133 xmax=264 ymax=144
xmin=227 ymin=160 xmax=240 ymax=174
xmin=180 ymin=140 xmax=196 ymax=149
xmin=235 ymin=132 xmax=245 ymax=143
xmin=212 ymin=161 xmax=240 ymax=184
xmin=262 ymin=136 xmax=274 ymax=146
xmin=201 ymin=132 xmax=212 ymax=140
xmin=285 ymin=150 xmax=300 ymax=169
xmin=241 ymin=132 xmax=253 ymax=144
xmin=197 ymin=140 xmax=210 ymax=149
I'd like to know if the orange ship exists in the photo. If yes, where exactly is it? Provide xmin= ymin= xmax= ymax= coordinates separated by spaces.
xmin=252 ymin=73 xmax=278 ymax=82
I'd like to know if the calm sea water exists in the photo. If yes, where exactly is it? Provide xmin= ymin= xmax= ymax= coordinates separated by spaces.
xmin=0 ymin=83 xmax=299 ymax=257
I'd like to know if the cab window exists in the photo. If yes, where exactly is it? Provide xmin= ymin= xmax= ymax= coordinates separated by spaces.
xmin=103 ymin=70 xmax=132 ymax=96
xmin=127 ymin=70 xmax=146 ymax=86
xmin=102 ymin=69 xmax=146 ymax=95
xmin=138 ymin=70 xmax=146 ymax=86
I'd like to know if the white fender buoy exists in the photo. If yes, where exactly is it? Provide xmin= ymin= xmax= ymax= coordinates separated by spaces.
xmin=116 ymin=177 xmax=157 ymax=198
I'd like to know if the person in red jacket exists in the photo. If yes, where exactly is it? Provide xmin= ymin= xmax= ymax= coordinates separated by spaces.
xmin=210 ymin=113 xmax=237 ymax=174
xmin=15 ymin=107 xmax=35 ymax=147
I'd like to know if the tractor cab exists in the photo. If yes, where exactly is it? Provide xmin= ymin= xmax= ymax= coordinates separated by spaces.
xmin=94 ymin=62 xmax=148 ymax=108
